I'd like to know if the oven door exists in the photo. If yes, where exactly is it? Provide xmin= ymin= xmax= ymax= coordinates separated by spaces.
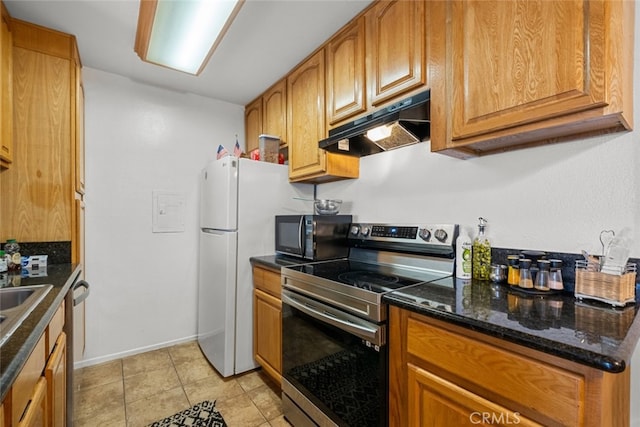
xmin=275 ymin=215 xmax=307 ymax=259
xmin=282 ymin=289 xmax=388 ymax=427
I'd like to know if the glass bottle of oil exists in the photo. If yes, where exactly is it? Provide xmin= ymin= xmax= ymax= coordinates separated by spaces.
xmin=472 ymin=217 xmax=491 ymax=280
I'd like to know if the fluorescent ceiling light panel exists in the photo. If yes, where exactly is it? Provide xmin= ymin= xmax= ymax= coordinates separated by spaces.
xmin=135 ymin=0 xmax=244 ymax=75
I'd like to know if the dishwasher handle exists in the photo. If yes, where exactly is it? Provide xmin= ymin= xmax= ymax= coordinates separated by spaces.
xmin=73 ymin=280 xmax=90 ymax=306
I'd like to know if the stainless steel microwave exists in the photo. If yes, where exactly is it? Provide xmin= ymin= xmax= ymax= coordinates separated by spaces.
xmin=275 ymin=215 xmax=352 ymax=261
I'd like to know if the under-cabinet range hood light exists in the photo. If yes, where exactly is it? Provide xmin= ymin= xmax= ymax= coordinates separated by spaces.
xmin=134 ymin=0 xmax=244 ymax=75
xmin=319 ymin=90 xmax=430 ymax=157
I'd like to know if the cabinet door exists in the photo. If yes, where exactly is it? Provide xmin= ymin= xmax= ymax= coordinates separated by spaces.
xmin=253 ymin=288 xmax=282 ymax=384
xmin=366 ymin=0 xmax=426 ymax=107
xmin=262 ymin=79 xmax=287 ymax=144
xmin=408 ymin=364 xmax=541 ymax=427
xmin=326 ymin=16 xmax=366 ymax=126
xmin=45 ymin=332 xmax=66 ymax=427
xmin=0 ymin=6 xmax=12 ymax=167
xmin=5 ymin=40 xmax=72 ymax=242
xmin=17 ymin=377 xmax=47 ymax=427
xmin=244 ymin=97 xmax=262 ymax=154
xmin=430 ymin=0 xmax=634 ymax=157
xmin=75 ymin=75 xmax=85 ymax=195
xmin=72 ymin=196 xmax=85 ymax=266
xmin=287 ymin=50 xmax=327 ymax=180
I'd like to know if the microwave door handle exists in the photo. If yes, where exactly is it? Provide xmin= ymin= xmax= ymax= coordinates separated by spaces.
xmin=298 ymin=217 xmax=304 ymax=254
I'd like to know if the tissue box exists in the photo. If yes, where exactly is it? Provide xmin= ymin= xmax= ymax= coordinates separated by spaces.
xmin=21 ymin=255 xmax=48 ymax=270
xmin=259 ymin=134 xmax=280 ymax=163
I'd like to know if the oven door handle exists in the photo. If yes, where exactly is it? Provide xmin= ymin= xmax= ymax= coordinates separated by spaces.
xmin=282 ymin=290 xmax=383 ymax=346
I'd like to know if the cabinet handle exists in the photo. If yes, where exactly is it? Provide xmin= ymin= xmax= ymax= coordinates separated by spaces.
xmin=73 ymin=280 xmax=90 ymax=306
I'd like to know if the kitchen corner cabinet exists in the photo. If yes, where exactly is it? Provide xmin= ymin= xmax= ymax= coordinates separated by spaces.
xmin=0 ymin=19 xmax=85 ymax=264
xmin=252 ymin=265 xmax=283 ymax=385
xmin=287 ymin=50 xmax=358 ymax=183
xmin=365 ymin=0 xmax=426 ymax=108
xmin=3 ymin=301 xmax=67 ymax=427
xmin=0 ymin=1 xmax=12 ymax=169
xmin=429 ymin=0 xmax=635 ymax=158
xmin=326 ymin=16 xmax=366 ymax=127
xmin=389 ymin=306 xmax=630 ymax=427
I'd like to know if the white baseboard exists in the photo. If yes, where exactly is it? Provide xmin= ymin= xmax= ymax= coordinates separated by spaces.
xmin=73 ymin=334 xmax=198 ymax=369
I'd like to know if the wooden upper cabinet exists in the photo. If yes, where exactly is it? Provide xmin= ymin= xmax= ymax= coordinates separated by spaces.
xmin=262 ymin=79 xmax=287 ymax=145
xmin=0 ymin=3 xmax=13 ymax=168
xmin=366 ymin=0 xmax=426 ymax=108
xmin=244 ymin=97 xmax=262 ymax=154
xmin=430 ymin=0 xmax=635 ymax=158
xmin=287 ymin=50 xmax=327 ymax=180
xmin=326 ymin=16 xmax=366 ymax=127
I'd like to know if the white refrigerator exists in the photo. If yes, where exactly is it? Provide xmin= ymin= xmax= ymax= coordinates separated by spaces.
xmin=197 ymin=156 xmax=312 ymax=377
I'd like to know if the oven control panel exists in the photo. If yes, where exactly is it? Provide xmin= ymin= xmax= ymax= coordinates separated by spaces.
xmin=349 ymin=223 xmax=459 ymax=248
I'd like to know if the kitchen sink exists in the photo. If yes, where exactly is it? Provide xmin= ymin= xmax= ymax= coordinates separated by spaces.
xmin=0 ymin=285 xmax=53 ymax=347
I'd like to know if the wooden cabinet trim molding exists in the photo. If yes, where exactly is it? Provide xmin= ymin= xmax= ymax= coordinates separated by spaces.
xmin=10 ymin=18 xmax=77 ymax=60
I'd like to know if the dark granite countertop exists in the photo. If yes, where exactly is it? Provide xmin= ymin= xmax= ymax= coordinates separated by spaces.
xmin=0 ymin=264 xmax=82 ymax=401
xmin=249 ymin=254 xmax=312 ymax=271
xmin=384 ymin=277 xmax=640 ymax=373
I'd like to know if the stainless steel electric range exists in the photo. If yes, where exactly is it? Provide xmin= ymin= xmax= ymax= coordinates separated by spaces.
xmin=281 ymin=222 xmax=458 ymax=427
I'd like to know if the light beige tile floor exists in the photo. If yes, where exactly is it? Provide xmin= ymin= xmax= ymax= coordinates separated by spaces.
xmin=73 ymin=340 xmax=290 ymax=427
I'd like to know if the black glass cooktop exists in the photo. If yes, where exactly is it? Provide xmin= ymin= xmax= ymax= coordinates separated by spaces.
xmin=287 ymin=259 xmax=449 ymax=294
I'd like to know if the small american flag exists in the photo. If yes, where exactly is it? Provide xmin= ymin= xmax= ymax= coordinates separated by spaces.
xmin=216 ymin=144 xmax=229 ymax=160
xmin=233 ymin=138 xmax=243 ymax=158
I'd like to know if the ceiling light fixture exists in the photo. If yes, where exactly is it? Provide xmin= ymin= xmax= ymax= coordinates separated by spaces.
xmin=135 ymin=0 xmax=244 ymax=75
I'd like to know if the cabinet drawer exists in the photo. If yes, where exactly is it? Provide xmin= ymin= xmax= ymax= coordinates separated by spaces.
xmin=16 ymin=377 xmax=46 ymax=427
xmin=11 ymin=334 xmax=46 ymax=426
xmin=407 ymin=317 xmax=585 ymax=426
xmin=253 ymin=266 xmax=281 ymax=298
xmin=46 ymin=301 xmax=65 ymax=354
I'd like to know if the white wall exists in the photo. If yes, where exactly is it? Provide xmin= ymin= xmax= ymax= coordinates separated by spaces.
xmin=317 ymin=5 xmax=640 ymax=423
xmin=82 ymin=68 xmax=244 ymax=366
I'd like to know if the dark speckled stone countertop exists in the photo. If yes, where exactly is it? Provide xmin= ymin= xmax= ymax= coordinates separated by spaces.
xmin=383 ymin=277 xmax=640 ymax=373
xmin=0 ymin=264 xmax=81 ymax=401
xmin=251 ymin=253 xmax=640 ymax=373
xmin=249 ymin=254 xmax=312 ymax=270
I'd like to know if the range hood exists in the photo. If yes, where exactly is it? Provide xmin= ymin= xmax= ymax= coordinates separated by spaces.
xmin=319 ymin=90 xmax=430 ymax=157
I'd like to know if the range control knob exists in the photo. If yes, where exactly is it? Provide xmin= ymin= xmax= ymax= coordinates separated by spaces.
xmin=361 ymin=226 xmax=371 ymax=237
xmin=350 ymin=225 xmax=360 ymax=236
xmin=434 ymin=229 xmax=448 ymax=243
xmin=418 ymin=228 xmax=431 ymax=242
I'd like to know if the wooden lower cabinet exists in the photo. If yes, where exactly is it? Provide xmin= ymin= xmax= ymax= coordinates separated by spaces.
xmin=45 ymin=332 xmax=66 ymax=427
xmin=407 ymin=364 xmax=540 ymax=426
xmin=2 ymin=300 xmax=67 ymax=427
xmin=389 ymin=306 xmax=630 ymax=427
xmin=252 ymin=265 xmax=283 ymax=385
xmin=16 ymin=378 xmax=46 ymax=427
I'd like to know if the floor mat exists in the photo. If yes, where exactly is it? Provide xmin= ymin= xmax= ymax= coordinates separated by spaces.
xmin=147 ymin=400 xmax=226 ymax=427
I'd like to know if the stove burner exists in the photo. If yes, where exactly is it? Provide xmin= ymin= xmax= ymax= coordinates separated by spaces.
xmin=338 ymin=271 xmax=400 ymax=290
